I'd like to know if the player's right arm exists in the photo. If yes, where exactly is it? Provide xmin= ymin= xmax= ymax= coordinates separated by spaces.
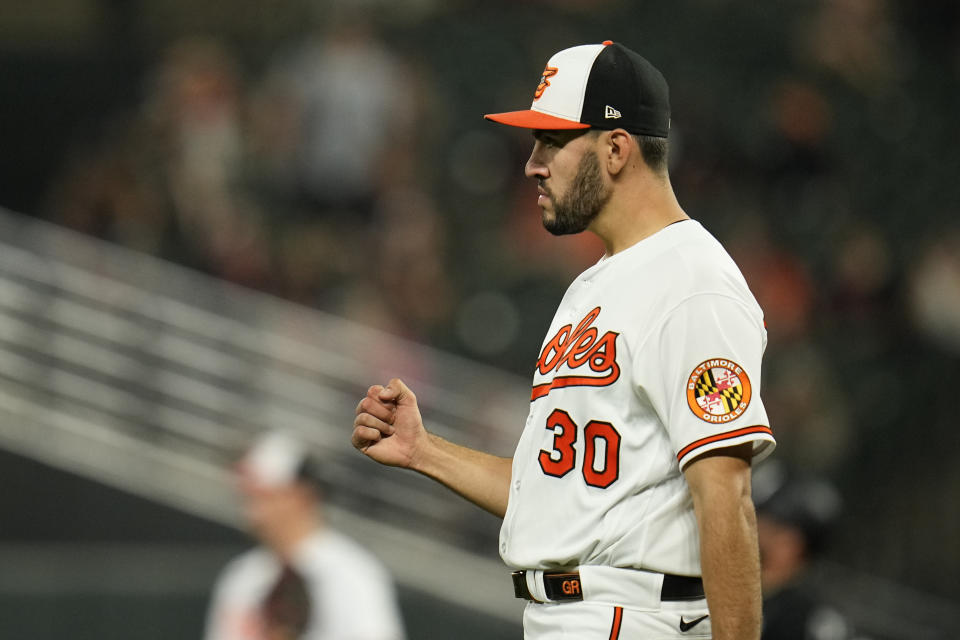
xmin=352 ymin=378 xmax=513 ymax=518
xmin=684 ymin=443 xmax=762 ymax=640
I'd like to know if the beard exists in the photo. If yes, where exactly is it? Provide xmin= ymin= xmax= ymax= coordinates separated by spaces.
xmin=541 ymin=150 xmax=612 ymax=236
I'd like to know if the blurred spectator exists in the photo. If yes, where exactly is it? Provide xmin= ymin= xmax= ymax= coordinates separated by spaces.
xmin=204 ymin=431 xmax=406 ymax=640
xmin=761 ymin=344 xmax=852 ymax=474
xmin=252 ymin=11 xmax=419 ymax=224
xmin=908 ymin=230 xmax=960 ymax=355
xmin=753 ymin=461 xmax=857 ymax=640
xmin=367 ymin=187 xmax=454 ymax=339
xmin=829 ymin=224 xmax=894 ymax=327
xmin=43 ymin=23 xmax=446 ymax=340
xmin=799 ymin=0 xmax=904 ymax=95
xmin=825 ymin=222 xmax=902 ymax=388
xmin=761 ymin=78 xmax=834 ymax=193
xmin=726 ymin=220 xmax=816 ymax=346
xmin=44 ymin=36 xmax=275 ymax=290
xmin=242 ymin=11 xmax=437 ymax=326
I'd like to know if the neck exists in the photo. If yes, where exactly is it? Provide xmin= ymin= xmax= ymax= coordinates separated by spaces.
xmin=590 ymin=172 xmax=688 ymax=256
xmin=267 ymin=513 xmax=323 ymax=561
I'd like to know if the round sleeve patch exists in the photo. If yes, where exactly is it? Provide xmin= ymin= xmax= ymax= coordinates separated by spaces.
xmin=686 ymin=359 xmax=752 ymax=423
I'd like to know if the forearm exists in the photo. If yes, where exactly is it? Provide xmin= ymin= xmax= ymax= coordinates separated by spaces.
xmin=684 ymin=444 xmax=762 ymax=640
xmin=413 ymin=433 xmax=513 ymax=518
xmin=697 ymin=493 xmax=763 ymax=640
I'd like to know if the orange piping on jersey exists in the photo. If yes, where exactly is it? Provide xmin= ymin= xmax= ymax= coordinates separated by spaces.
xmin=530 ymin=365 xmax=621 ymax=401
xmin=608 ymin=606 xmax=624 ymax=640
xmin=676 ymin=425 xmax=774 ymax=462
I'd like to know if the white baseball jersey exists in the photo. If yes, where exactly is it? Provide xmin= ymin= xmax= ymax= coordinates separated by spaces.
xmin=204 ymin=529 xmax=406 ymax=640
xmin=500 ymin=220 xmax=775 ymax=576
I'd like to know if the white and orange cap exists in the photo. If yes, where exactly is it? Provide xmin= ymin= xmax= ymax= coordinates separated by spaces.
xmin=484 ymin=41 xmax=670 ymax=137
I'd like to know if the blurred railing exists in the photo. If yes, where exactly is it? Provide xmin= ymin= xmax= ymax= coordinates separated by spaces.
xmin=0 ymin=206 xmax=528 ymax=621
xmin=0 ymin=207 xmax=957 ymax=637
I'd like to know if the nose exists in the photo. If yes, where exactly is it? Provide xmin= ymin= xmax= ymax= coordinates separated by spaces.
xmin=525 ymin=141 xmax=549 ymax=179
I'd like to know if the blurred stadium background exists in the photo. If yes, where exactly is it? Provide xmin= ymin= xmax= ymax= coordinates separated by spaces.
xmin=0 ymin=0 xmax=958 ymax=638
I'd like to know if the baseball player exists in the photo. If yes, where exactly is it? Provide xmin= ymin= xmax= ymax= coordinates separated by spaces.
xmin=753 ymin=462 xmax=854 ymax=640
xmin=352 ymin=41 xmax=775 ymax=640
xmin=205 ymin=431 xmax=406 ymax=640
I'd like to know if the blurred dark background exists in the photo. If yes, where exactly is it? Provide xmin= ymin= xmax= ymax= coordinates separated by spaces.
xmin=1 ymin=0 xmax=958 ymax=637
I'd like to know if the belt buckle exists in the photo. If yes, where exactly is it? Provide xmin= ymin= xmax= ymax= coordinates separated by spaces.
xmin=511 ymin=571 xmax=531 ymax=599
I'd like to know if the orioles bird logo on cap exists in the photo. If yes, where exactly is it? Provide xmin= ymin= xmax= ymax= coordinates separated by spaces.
xmin=534 ymin=66 xmax=558 ymax=100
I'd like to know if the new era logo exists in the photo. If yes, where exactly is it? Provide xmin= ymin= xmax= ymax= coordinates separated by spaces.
xmin=605 ymin=105 xmax=622 ymax=119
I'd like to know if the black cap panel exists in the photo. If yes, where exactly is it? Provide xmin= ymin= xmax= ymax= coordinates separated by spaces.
xmin=582 ymin=44 xmax=670 ymax=137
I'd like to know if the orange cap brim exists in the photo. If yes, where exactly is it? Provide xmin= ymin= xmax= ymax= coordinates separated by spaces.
xmin=484 ymin=109 xmax=591 ymax=130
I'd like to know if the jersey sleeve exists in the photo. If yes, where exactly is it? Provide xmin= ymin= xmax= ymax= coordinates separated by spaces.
xmin=633 ymin=293 xmax=776 ymax=470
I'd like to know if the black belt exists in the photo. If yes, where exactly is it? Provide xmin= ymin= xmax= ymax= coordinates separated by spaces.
xmin=511 ymin=570 xmax=704 ymax=602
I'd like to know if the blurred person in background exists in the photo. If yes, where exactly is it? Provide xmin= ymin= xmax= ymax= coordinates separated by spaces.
xmin=280 ymin=16 xmax=418 ymax=222
xmin=753 ymin=461 xmax=857 ymax=640
xmin=245 ymin=7 xmax=419 ymax=221
xmin=244 ymin=9 xmax=427 ymax=315
xmin=44 ymin=36 xmax=275 ymax=290
xmin=204 ymin=431 xmax=405 ymax=640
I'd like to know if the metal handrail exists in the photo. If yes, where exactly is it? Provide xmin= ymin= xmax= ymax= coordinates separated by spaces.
xmin=0 ymin=207 xmax=527 ymax=620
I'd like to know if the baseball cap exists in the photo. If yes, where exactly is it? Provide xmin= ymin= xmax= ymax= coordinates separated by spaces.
xmin=484 ymin=41 xmax=670 ymax=137
xmin=753 ymin=461 xmax=843 ymax=553
xmin=237 ymin=430 xmax=325 ymax=490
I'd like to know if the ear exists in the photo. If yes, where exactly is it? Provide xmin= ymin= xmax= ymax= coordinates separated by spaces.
xmin=600 ymin=129 xmax=634 ymax=176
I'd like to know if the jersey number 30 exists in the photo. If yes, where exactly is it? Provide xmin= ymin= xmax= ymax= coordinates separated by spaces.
xmin=539 ymin=408 xmax=621 ymax=488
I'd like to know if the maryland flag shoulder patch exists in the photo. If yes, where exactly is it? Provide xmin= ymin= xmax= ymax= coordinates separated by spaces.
xmin=686 ymin=358 xmax=752 ymax=424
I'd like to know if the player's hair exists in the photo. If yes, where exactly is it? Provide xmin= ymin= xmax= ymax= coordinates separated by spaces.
xmin=589 ymin=129 xmax=669 ymax=175
xmin=634 ymin=134 xmax=669 ymax=175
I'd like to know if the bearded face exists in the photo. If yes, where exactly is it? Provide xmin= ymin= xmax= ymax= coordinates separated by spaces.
xmin=541 ymin=148 xmax=611 ymax=236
